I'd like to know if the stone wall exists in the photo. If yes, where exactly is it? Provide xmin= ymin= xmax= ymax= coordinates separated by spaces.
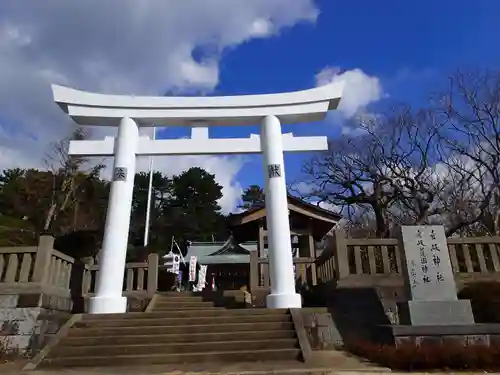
xmin=303 ymin=283 xmax=500 ymax=347
xmin=303 ymin=284 xmax=402 ymax=343
xmin=299 ymin=308 xmax=343 ymax=350
xmin=0 ymin=293 xmax=71 ymax=355
xmin=247 ymin=288 xmax=268 ymax=307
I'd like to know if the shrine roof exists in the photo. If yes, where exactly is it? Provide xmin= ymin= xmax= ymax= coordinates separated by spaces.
xmin=185 ymin=237 xmax=257 ymax=265
xmin=229 ymin=195 xmax=342 ymax=226
xmin=228 ymin=195 xmax=341 ymax=242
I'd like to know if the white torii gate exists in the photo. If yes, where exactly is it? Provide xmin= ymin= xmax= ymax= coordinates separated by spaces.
xmin=52 ymin=82 xmax=344 ymax=314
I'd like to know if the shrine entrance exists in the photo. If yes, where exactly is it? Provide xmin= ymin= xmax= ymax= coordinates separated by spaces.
xmin=209 ymin=264 xmax=249 ymax=291
xmin=52 ymin=82 xmax=344 ymax=313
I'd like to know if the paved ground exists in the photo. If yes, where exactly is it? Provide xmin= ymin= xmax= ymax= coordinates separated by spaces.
xmin=0 ymin=351 xmax=385 ymax=374
xmin=5 ymin=356 xmax=500 ymax=374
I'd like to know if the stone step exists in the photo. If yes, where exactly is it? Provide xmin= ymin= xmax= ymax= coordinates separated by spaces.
xmin=82 ymin=308 xmax=289 ymax=321
xmin=49 ymin=338 xmax=298 ymax=357
xmin=152 ymin=306 xmax=221 ymax=311
xmin=156 ymin=292 xmax=199 ymax=297
xmin=41 ymin=348 xmax=302 ymax=368
xmin=60 ymin=329 xmax=297 ymax=346
xmin=152 ymin=301 xmax=215 ymax=309
xmin=153 ymin=296 xmax=204 ymax=303
xmin=74 ymin=314 xmax=290 ymax=328
xmin=68 ymin=321 xmax=295 ymax=337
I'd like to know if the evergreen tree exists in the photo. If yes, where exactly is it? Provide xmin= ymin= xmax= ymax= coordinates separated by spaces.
xmin=239 ymin=184 xmax=265 ymax=210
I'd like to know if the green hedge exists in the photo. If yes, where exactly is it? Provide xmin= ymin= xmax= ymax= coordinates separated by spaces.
xmin=0 ymin=215 xmax=37 ymax=246
xmin=345 ymin=340 xmax=500 ymax=371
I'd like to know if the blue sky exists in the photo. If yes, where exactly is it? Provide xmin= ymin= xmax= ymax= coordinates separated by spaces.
xmin=0 ymin=0 xmax=499 ymax=213
xmin=157 ymin=0 xmax=500 ymax=193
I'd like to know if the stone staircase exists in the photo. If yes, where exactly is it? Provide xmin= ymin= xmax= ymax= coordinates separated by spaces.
xmin=38 ymin=292 xmax=302 ymax=368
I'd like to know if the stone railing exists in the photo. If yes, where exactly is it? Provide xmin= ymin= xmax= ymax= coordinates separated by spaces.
xmin=249 ymin=251 xmax=317 ymax=292
xmin=49 ymin=249 xmax=75 ymax=293
xmin=315 ymin=230 xmax=500 ymax=288
xmin=0 ymin=236 xmax=72 ymax=294
xmin=0 ymin=236 xmax=160 ymax=311
xmin=82 ymin=253 xmax=159 ymax=297
xmin=0 ymin=245 xmax=39 ymax=284
xmin=0 ymin=236 xmax=160 ymax=353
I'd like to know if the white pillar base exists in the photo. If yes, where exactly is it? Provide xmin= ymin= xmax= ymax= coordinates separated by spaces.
xmin=266 ymin=292 xmax=302 ymax=309
xmin=88 ymin=296 xmax=127 ymax=314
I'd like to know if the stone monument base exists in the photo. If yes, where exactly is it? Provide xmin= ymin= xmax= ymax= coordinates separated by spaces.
xmin=397 ymin=300 xmax=474 ymax=326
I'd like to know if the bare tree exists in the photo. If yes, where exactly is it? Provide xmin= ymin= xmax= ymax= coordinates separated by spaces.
xmin=363 ymin=108 xmax=445 ymax=226
xmin=298 ymin=115 xmax=401 ymax=237
xmin=43 ymin=127 xmax=105 ymax=233
xmin=434 ymin=69 xmax=500 ymax=235
xmin=340 ymin=206 xmax=381 ymax=238
xmin=298 ymin=69 xmax=500 ymax=238
xmin=298 ymin=106 xmax=447 ymax=237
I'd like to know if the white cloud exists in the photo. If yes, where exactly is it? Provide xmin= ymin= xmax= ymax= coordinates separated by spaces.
xmin=292 ymin=181 xmax=315 ymax=196
xmin=316 ymin=67 xmax=383 ymax=119
xmin=0 ymin=144 xmax=43 ymax=172
xmin=0 ymin=0 xmax=318 ymax=213
xmin=290 ymin=181 xmax=343 ymax=215
xmin=317 ymin=200 xmax=339 ymax=213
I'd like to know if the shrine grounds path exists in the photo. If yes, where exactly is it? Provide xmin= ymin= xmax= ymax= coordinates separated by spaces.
xmin=4 ymin=358 xmax=500 ymax=375
xmin=0 ymin=352 xmax=386 ymax=374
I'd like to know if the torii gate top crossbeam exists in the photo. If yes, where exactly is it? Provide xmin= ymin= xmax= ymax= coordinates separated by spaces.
xmin=52 ymin=82 xmax=344 ymax=127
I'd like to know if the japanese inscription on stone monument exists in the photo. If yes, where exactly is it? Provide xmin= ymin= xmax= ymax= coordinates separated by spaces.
xmin=399 ymin=225 xmax=458 ymax=302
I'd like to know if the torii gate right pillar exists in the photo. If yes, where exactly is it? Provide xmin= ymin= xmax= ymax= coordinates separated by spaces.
xmin=261 ymin=115 xmax=302 ymax=308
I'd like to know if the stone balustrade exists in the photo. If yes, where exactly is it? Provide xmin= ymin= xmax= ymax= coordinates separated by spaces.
xmin=315 ymin=230 xmax=500 ymax=288
xmin=0 ymin=235 xmax=159 ymax=311
xmin=249 ymin=253 xmax=318 ymax=307
xmin=81 ymin=255 xmax=158 ymax=297
xmin=0 ymin=236 xmax=159 ymax=351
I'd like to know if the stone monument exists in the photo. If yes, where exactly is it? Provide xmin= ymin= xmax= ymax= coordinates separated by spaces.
xmin=397 ymin=225 xmax=474 ymax=325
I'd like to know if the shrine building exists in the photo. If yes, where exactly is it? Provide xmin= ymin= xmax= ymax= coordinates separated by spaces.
xmin=185 ymin=195 xmax=341 ymax=291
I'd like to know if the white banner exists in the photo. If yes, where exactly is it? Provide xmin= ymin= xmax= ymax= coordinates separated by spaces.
xmin=163 ymin=251 xmax=181 ymax=275
xmin=171 ymin=254 xmax=180 ymax=275
xmin=189 ymin=256 xmax=197 ymax=282
xmin=196 ymin=265 xmax=208 ymax=291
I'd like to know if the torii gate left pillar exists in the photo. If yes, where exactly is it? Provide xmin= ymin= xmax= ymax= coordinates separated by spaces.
xmin=92 ymin=117 xmax=138 ymax=313
xmin=52 ymin=82 xmax=344 ymax=313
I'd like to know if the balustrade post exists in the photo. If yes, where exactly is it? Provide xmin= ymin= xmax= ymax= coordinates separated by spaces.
xmin=147 ymin=253 xmax=159 ymax=294
xmin=32 ymin=235 xmax=55 ymax=285
xmin=249 ymin=250 xmax=259 ymax=292
xmin=333 ymin=230 xmax=349 ymax=280
xmin=308 ymin=231 xmax=317 ymax=285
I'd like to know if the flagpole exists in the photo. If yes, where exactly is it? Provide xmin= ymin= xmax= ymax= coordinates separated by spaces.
xmin=143 ymin=126 xmax=156 ymax=247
